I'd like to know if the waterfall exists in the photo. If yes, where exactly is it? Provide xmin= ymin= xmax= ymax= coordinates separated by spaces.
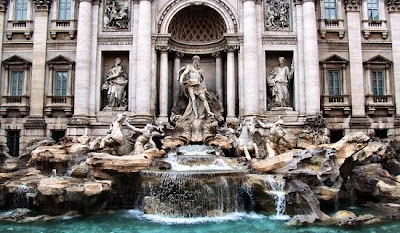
xmin=13 ymin=183 xmax=30 ymax=208
xmin=263 ymin=175 xmax=289 ymax=220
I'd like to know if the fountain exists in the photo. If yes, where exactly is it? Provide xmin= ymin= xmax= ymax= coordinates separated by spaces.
xmin=140 ymin=145 xmax=249 ymax=217
xmin=263 ymin=175 xmax=289 ymax=220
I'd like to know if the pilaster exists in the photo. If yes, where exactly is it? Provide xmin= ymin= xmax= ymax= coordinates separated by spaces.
xmin=388 ymin=0 xmax=400 ymax=116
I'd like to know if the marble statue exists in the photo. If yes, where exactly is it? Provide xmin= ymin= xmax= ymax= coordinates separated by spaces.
xmin=125 ymin=120 xmax=165 ymax=155
xmin=267 ymin=57 xmax=294 ymax=107
xmin=265 ymin=0 xmax=291 ymax=30
xmin=102 ymin=57 xmax=128 ymax=110
xmin=178 ymin=55 xmax=215 ymax=119
xmin=103 ymin=0 xmax=129 ymax=30
xmin=234 ymin=117 xmax=260 ymax=161
xmin=257 ymin=116 xmax=290 ymax=157
xmin=91 ymin=113 xmax=134 ymax=155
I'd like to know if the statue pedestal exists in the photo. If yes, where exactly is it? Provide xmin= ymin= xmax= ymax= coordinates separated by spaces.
xmin=262 ymin=107 xmax=299 ymax=122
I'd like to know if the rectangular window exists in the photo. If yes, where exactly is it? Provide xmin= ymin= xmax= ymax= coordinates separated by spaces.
xmin=328 ymin=70 xmax=341 ymax=95
xmin=324 ymin=0 xmax=337 ymax=20
xmin=58 ymin=0 xmax=71 ymax=20
xmin=367 ymin=0 xmax=380 ymax=21
xmin=51 ymin=130 xmax=66 ymax=142
xmin=372 ymin=70 xmax=385 ymax=95
xmin=54 ymin=71 xmax=68 ymax=96
xmin=10 ymin=71 xmax=24 ymax=96
xmin=15 ymin=0 xmax=28 ymax=21
xmin=7 ymin=130 xmax=20 ymax=157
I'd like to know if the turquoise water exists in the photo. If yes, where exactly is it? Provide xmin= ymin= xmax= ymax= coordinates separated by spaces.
xmin=1 ymin=210 xmax=400 ymax=233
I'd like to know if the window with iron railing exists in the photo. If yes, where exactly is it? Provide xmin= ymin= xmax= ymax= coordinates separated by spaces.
xmin=10 ymin=71 xmax=24 ymax=96
xmin=58 ymin=0 xmax=72 ymax=20
xmin=15 ymin=0 xmax=27 ymax=21
xmin=328 ymin=70 xmax=342 ymax=95
xmin=371 ymin=70 xmax=385 ymax=96
xmin=367 ymin=0 xmax=380 ymax=21
xmin=324 ymin=0 xmax=337 ymax=20
xmin=54 ymin=71 xmax=68 ymax=96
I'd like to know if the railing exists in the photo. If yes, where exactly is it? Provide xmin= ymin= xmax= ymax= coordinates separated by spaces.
xmin=324 ymin=19 xmax=339 ymax=28
xmin=45 ymin=95 xmax=73 ymax=116
xmin=6 ymin=20 xmax=33 ymax=39
xmin=50 ymin=20 xmax=77 ymax=39
xmin=368 ymin=20 xmax=382 ymax=28
xmin=322 ymin=95 xmax=349 ymax=105
xmin=366 ymin=95 xmax=393 ymax=105
xmin=55 ymin=21 xmax=71 ymax=27
xmin=6 ymin=96 xmax=22 ymax=103
xmin=12 ymin=21 xmax=26 ymax=28
xmin=51 ymin=96 xmax=67 ymax=104
xmin=362 ymin=20 xmax=388 ymax=39
xmin=319 ymin=19 xmax=345 ymax=38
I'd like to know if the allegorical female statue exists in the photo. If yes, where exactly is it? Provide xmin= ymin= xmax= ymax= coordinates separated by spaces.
xmin=102 ymin=57 xmax=128 ymax=110
xmin=267 ymin=57 xmax=294 ymax=107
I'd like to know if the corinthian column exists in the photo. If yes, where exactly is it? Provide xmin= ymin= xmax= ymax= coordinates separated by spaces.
xmin=212 ymin=52 xmax=223 ymax=101
xmin=242 ymin=0 xmax=259 ymax=116
xmin=135 ymin=0 xmax=153 ymax=121
xmin=302 ymin=0 xmax=320 ymax=115
xmin=344 ymin=0 xmax=366 ymax=117
xmin=158 ymin=46 xmax=169 ymax=122
xmin=172 ymin=52 xmax=184 ymax=104
xmin=73 ymin=0 xmax=93 ymax=120
xmin=388 ymin=1 xmax=400 ymax=117
xmin=226 ymin=46 xmax=237 ymax=120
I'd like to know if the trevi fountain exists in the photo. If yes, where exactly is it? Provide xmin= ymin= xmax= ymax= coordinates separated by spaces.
xmin=1 ymin=55 xmax=400 ymax=232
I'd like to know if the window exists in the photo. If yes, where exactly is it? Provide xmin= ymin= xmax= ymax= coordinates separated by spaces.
xmin=54 ymin=71 xmax=68 ymax=96
xmin=330 ymin=130 xmax=343 ymax=143
xmin=7 ymin=130 xmax=20 ymax=157
xmin=15 ymin=0 xmax=28 ymax=21
xmin=328 ymin=70 xmax=341 ymax=95
xmin=367 ymin=0 xmax=379 ymax=21
xmin=51 ymin=130 xmax=66 ymax=142
xmin=10 ymin=71 xmax=23 ymax=96
xmin=58 ymin=0 xmax=71 ymax=20
xmin=324 ymin=0 xmax=337 ymax=20
xmin=371 ymin=70 xmax=385 ymax=95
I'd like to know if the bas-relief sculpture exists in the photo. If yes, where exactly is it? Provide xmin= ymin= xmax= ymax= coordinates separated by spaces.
xmin=267 ymin=57 xmax=294 ymax=108
xmin=265 ymin=0 xmax=291 ymax=30
xmin=102 ymin=57 xmax=128 ymax=110
xmin=103 ymin=0 xmax=130 ymax=30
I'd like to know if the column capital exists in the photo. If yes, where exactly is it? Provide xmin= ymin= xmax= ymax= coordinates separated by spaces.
xmin=156 ymin=45 xmax=170 ymax=52
xmin=388 ymin=0 xmax=400 ymax=13
xmin=344 ymin=0 xmax=362 ymax=12
xmin=138 ymin=0 xmax=153 ymax=2
xmin=0 ymin=0 xmax=7 ymax=12
xmin=33 ymin=0 xmax=51 ymax=12
xmin=243 ymin=0 xmax=261 ymax=3
xmin=79 ymin=0 xmax=93 ymax=3
xmin=175 ymin=51 xmax=184 ymax=58
xmin=225 ymin=45 xmax=239 ymax=52
xmin=212 ymin=51 xmax=221 ymax=58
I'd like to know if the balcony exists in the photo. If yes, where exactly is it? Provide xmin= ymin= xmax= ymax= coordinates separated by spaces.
xmin=44 ymin=95 xmax=73 ymax=116
xmin=50 ymin=20 xmax=77 ymax=40
xmin=6 ymin=20 xmax=33 ymax=40
xmin=366 ymin=95 xmax=395 ymax=116
xmin=319 ymin=19 xmax=345 ymax=39
xmin=0 ymin=95 xmax=30 ymax=116
xmin=321 ymin=95 xmax=351 ymax=116
xmin=362 ymin=20 xmax=388 ymax=39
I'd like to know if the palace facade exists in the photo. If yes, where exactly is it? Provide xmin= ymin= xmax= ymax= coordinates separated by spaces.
xmin=1 ymin=0 xmax=400 ymax=156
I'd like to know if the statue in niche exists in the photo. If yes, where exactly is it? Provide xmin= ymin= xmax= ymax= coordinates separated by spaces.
xmin=257 ymin=116 xmax=291 ymax=157
xmin=103 ymin=0 xmax=129 ymax=30
xmin=267 ymin=57 xmax=294 ymax=108
xmin=265 ymin=0 xmax=291 ymax=30
xmin=124 ymin=120 xmax=165 ymax=155
xmin=178 ymin=55 xmax=216 ymax=120
xmin=102 ymin=57 xmax=128 ymax=110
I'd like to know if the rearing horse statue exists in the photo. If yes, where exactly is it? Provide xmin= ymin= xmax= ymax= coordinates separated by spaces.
xmin=233 ymin=117 xmax=260 ymax=161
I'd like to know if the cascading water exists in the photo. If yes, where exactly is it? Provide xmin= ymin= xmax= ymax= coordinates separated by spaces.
xmin=140 ymin=145 xmax=249 ymax=217
xmin=13 ymin=183 xmax=30 ymax=208
xmin=263 ymin=175 xmax=290 ymax=220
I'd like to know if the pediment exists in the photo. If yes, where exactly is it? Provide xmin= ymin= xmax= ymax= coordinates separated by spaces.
xmin=2 ymin=55 xmax=31 ymax=66
xmin=320 ymin=54 xmax=348 ymax=64
xmin=364 ymin=55 xmax=392 ymax=65
xmin=47 ymin=55 xmax=75 ymax=65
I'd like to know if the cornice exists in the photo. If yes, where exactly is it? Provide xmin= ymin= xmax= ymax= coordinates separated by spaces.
xmin=0 ymin=0 xmax=7 ymax=12
xmin=388 ymin=0 xmax=400 ymax=13
xmin=344 ymin=0 xmax=362 ymax=12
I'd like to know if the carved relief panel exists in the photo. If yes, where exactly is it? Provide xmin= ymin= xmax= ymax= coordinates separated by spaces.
xmin=264 ymin=0 xmax=292 ymax=31
xmin=103 ymin=0 xmax=131 ymax=31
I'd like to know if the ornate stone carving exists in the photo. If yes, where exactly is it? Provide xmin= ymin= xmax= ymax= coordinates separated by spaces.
xmin=157 ymin=0 xmax=238 ymax=33
xmin=0 ymin=0 xmax=7 ymax=12
xmin=344 ymin=0 xmax=362 ymax=12
xmin=102 ymin=57 xmax=128 ymax=111
xmin=103 ymin=0 xmax=130 ymax=30
xmin=233 ymin=117 xmax=260 ymax=161
xmin=267 ymin=57 xmax=294 ymax=108
xmin=257 ymin=116 xmax=290 ymax=157
xmin=264 ymin=0 xmax=291 ymax=31
xmin=388 ymin=0 xmax=400 ymax=12
xmin=125 ymin=120 xmax=164 ymax=155
xmin=33 ymin=0 xmax=51 ymax=12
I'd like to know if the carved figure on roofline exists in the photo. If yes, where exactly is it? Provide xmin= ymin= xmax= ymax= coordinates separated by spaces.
xmin=267 ymin=56 xmax=294 ymax=108
xmin=102 ymin=57 xmax=128 ymax=110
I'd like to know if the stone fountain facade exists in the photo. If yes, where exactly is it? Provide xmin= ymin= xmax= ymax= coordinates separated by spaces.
xmin=0 ymin=0 xmax=400 ymax=155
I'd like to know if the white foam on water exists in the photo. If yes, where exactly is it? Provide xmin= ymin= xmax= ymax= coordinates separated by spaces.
xmin=269 ymin=215 xmax=291 ymax=221
xmin=125 ymin=210 xmax=267 ymax=225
